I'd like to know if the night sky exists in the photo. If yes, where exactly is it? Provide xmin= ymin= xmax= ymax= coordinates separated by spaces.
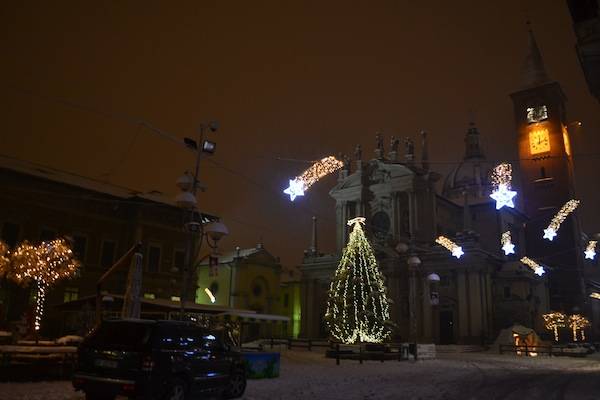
xmin=2 ymin=1 xmax=599 ymax=267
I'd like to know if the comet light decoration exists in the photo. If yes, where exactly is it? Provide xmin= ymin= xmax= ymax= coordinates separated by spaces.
xmin=283 ymin=156 xmax=344 ymax=201
xmin=520 ymin=256 xmax=545 ymax=276
xmin=0 ymin=239 xmax=80 ymax=331
xmin=501 ymin=231 xmax=515 ymax=255
xmin=435 ymin=236 xmax=464 ymax=259
xmin=543 ymin=312 xmax=566 ymax=342
xmin=543 ymin=199 xmax=580 ymax=241
xmin=585 ymin=240 xmax=597 ymax=260
xmin=204 ymin=287 xmax=216 ymax=303
xmin=489 ymin=163 xmax=517 ymax=210
xmin=568 ymin=314 xmax=590 ymax=342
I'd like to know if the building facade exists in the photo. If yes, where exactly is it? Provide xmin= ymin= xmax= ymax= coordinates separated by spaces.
xmin=0 ymin=155 xmax=217 ymax=336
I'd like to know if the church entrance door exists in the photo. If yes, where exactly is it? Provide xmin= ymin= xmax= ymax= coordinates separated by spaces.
xmin=439 ymin=310 xmax=454 ymax=344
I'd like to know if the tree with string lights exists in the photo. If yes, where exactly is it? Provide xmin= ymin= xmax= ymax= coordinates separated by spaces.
xmin=324 ymin=217 xmax=392 ymax=344
xmin=0 ymin=238 xmax=80 ymax=332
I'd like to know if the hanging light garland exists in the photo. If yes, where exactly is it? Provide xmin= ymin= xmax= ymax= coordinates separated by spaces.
xmin=543 ymin=199 xmax=580 ymax=241
xmin=585 ymin=240 xmax=597 ymax=260
xmin=284 ymin=156 xmax=344 ymax=201
xmin=520 ymin=256 xmax=545 ymax=276
xmin=501 ymin=231 xmax=515 ymax=255
xmin=489 ymin=163 xmax=517 ymax=210
xmin=435 ymin=236 xmax=464 ymax=259
xmin=568 ymin=314 xmax=590 ymax=342
xmin=4 ymin=239 xmax=80 ymax=331
xmin=543 ymin=312 xmax=566 ymax=342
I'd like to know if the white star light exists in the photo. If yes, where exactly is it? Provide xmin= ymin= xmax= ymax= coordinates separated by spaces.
xmin=490 ymin=184 xmax=517 ymax=210
xmin=534 ymin=266 xmax=545 ymax=276
xmin=502 ymin=242 xmax=515 ymax=255
xmin=543 ymin=228 xmax=557 ymax=241
xmin=585 ymin=249 xmax=596 ymax=260
xmin=283 ymin=179 xmax=305 ymax=201
xmin=451 ymin=246 xmax=464 ymax=259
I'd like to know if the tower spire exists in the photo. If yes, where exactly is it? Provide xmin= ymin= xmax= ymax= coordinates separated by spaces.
xmin=464 ymin=122 xmax=484 ymax=160
xmin=521 ymin=22 xmax=551 ymax=89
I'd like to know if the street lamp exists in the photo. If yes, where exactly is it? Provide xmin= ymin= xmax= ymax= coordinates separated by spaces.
xmin=175 ymin=121 xmax=223 ymax=319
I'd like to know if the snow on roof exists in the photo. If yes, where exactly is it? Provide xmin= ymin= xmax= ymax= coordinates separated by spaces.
xmin=0 ymin=154 xmax=217 ymax=221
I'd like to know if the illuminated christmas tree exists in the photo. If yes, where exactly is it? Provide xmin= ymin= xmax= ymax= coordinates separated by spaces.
xmin=543 ymin=312 xmax=566 ymax=342
xmin=325 ymin=217 xmax=392 ymax=344
xmin=0 ymin=238 xmax=80 ymax=331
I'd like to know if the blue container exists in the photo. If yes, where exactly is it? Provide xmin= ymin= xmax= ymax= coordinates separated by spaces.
xmin=241 ymin=352 xmax=280 ymax=379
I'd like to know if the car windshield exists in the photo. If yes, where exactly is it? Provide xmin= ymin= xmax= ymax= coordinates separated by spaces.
xmin=85 ymin=321 xmax=154 ymax=351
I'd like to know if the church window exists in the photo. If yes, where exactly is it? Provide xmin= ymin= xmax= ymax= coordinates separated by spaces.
xmin=526 ymin=105 xmax=548 ymax=123
xmin=283 ymin=293 xmax=289 ymax=308
xmin=371 ymin=211 xmax=391 ymax=240
xmin=540 ymin=167 xmax=546 ymax=178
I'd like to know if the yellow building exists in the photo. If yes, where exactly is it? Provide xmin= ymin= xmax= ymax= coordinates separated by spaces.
xmin=196 ymin=244 xmax=301 ymax=340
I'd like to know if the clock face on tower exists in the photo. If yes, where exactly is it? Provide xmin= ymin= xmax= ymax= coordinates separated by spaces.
xmin=529 ymin=127 xmax=551 ymax=155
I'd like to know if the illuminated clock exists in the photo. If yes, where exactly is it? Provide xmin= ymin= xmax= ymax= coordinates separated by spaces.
xmin=526 ymin=105 xmax=548 ymax=124
xmin=529 ymin=128 xmax=551 ymax=155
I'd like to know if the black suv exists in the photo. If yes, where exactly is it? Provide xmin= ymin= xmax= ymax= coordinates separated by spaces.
xmin=73 ymin=319 xmax=246 ymax=400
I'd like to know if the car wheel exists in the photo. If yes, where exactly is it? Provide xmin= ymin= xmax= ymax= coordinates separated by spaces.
xmin=85 ymin=393 xmax=115 ymax=400
xmin=223 ymin=371 xmax=246 ymax=399
xmin=164 ymin=378 xmax=188 ymax=400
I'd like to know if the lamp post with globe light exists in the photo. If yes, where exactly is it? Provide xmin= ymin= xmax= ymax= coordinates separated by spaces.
xmin=175 ymin=122 xmax=228 ymax=318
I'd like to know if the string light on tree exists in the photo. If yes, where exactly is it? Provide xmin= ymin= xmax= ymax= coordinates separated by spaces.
xmin=520 ymin=256 xmax=545 ymax=276
xmin=324 ymin=217 xmax=392 ymax=344
xmin=489 ymin=163 xmax=517 ymax=210
xmin=543 ymin=312 xmax=566 ymax=342
xmin=568 ymin=314 xmax=590 ymax=342
xmin=543 ymin=199 xmax=580 ymax=241
xmin=435 ymin=236 xmax=464 ymax=258
xmin=0 ymin=239 xmax=80 ymax=331
xmin=584 ymin=240 xmax=597 ymax=260
xmin=283 ymin=156 xmax=344 ymax=201
xmin=501 ymin=231 xmax=515 ymax=255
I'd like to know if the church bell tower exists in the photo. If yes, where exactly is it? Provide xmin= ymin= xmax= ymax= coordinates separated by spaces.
xmin=510 ymin=26 xmax=584 ymax=312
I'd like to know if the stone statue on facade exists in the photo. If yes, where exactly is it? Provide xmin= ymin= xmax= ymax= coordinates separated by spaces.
xmin=405 ymin=137 xmax=415 ymax=162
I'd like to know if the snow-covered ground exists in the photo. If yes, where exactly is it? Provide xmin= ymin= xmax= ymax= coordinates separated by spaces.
xmin=2 ymin=348 xmax=600 ymax=400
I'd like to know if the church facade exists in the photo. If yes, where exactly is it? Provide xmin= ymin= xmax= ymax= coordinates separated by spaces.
xmin=296 ymin=29 xmax=585 ymax=345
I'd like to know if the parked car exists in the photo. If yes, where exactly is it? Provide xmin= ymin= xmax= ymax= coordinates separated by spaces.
xmin=73 ymin=319 xmax=246 ymax=400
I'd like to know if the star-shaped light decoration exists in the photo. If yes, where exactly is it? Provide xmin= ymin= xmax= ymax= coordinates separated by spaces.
xmin=489 ymin=184 xmax=517 ymax=210
xmin=585 ymin=240 xmax=597 ymax=260
xmin=585 ymin=249 xmax=596 ymax=260
xmin=502 ymin=242 xmax=515 ymax=255
xmin=501 ymin=231 xmax=515 ymax=256
xmin=534 ymin=266 xmax=546 ymax=276
xmin=283 ymin=179 xmax=306 ymax=201
xmin=451 ymin=246 xmax=464 ymax=259
xmin=543 ymin=227 xmax=557 ymax=241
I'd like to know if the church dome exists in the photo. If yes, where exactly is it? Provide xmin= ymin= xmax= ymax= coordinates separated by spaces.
xmin=442 ymin=123 xmax=493 ymax=203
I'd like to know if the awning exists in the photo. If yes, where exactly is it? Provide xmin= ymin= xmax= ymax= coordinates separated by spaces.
xmin=220 ymin=311 xmax=290 ymax=322
xmin=55 ymin=294 xmax=255 ymax=316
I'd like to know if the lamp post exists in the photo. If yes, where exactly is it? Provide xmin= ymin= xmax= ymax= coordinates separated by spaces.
xmin=407 ymin=253 xmax=422 ymax=345
xmin=175 ymin=121 xmax=221 ymax=319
